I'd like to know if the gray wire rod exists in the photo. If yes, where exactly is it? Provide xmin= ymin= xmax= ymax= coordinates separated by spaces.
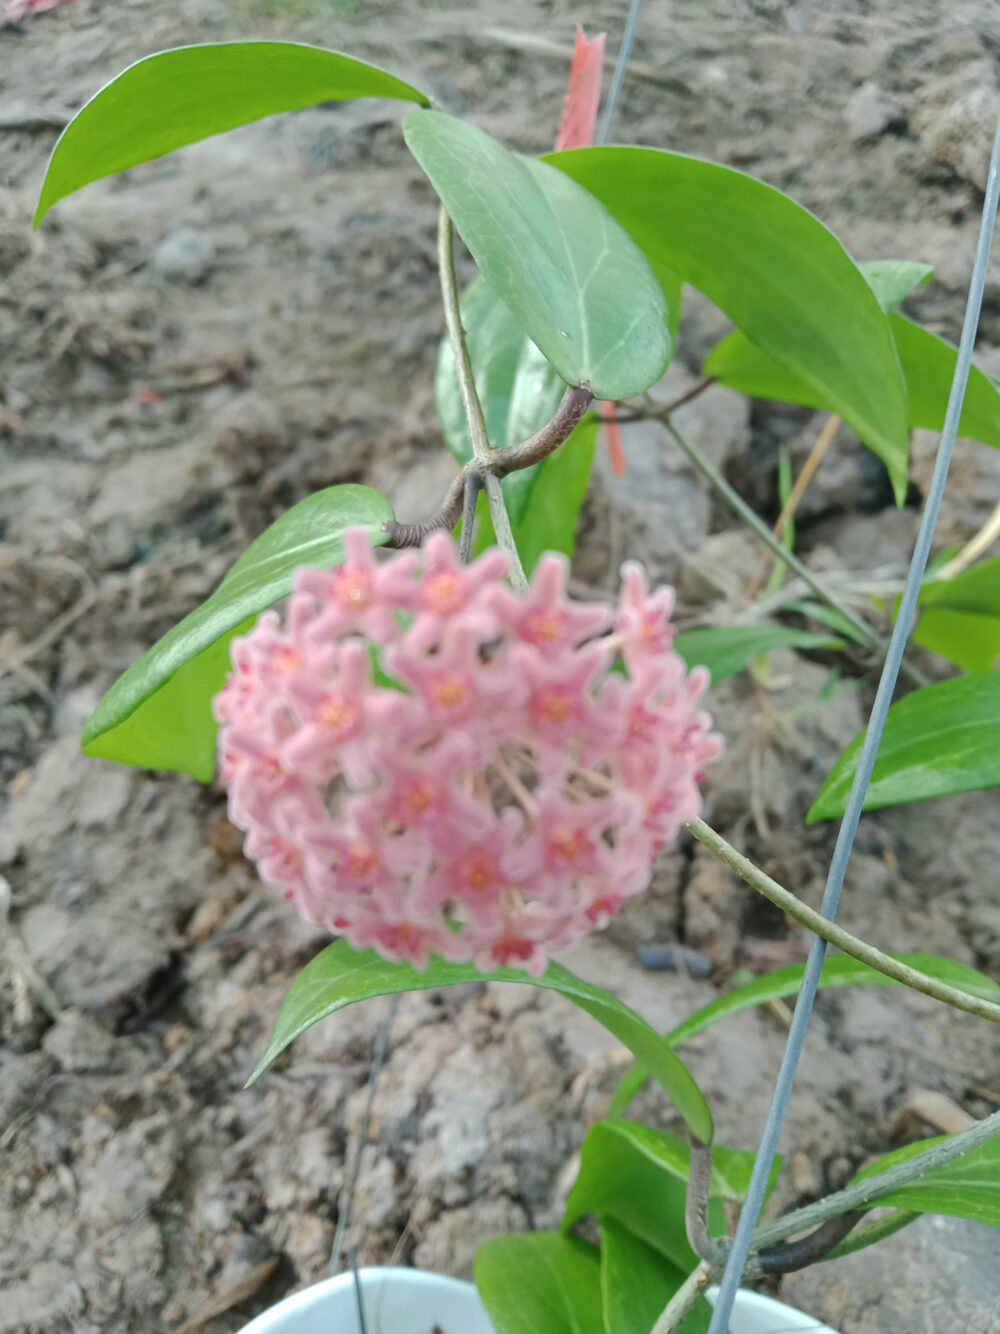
xmin=706 ymin=98 xmax=1000 ymax=1333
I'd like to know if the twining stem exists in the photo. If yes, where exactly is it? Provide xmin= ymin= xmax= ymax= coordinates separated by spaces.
xmin=484 ymin=473 xmax=528 ymax=588
xmin=438 ymin=208 xmax=491 ymax=466
xmin=686 ymin=817 xmax=1000 ymax=1025
xmin=458 ymin=471 xmax=483 ymax=564
xmin=649 ymin=1262 xmax=713 ymax=1334
xmin=383 ymin=384 xmax=592 ymax=548
xmin=500 ymin=383 xmax=593 ymax=472
xmin=685 ymin=1140 xmax=723 ymax=1264
xmin=750 ymin=1107 xmax=1000 ymax=1252
xmin=746 ymin=412 xmax=841 ymax=598
xmin=824 ymin=1207 xmax=919 ymax=1261
xmin=755 ymin=1208 xmax=865 ymax=1274
xmin=657 ymin=1122 xmax=993 ymax=1331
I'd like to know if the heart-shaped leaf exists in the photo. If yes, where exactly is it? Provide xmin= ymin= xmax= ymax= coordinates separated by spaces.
xmin=674 ymin=624 xmax=844 ymax=684
xmin=476 ymin=1233 xmax=604 ymax=1334
xmin=81 ymin=485 xmax=395 ymax=781
xmin=36 ymin=42 xmax=428 ymax=224
xmin=611 ymin=952 xmax=998 ymax=1116
xmin=546 ymin=149 xmax=910 ymax=502
xmin=405 ymin=110 xmax=673 ymax=401
xmin=563 ymin=1120 xmax=779 ymax=1272
xmin=248 ymin=937 xmax=713 ymax=1142
xmin=808 ymin=674 xmax=1000 ymax=821
xmin=853 ymin=1132 xmax=1000 ymax=1227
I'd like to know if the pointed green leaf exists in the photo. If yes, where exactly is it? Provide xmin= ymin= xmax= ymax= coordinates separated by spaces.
xmin=476 ymin=1233 xmax=603 ymax=1334
xmin=248 ymin=938 xmax=713 ymax=1142
xmin=860 ymin=259 xmax=934 ymax=314
xmin=601 ymin=1220 xmax=709 ymax=1334
xmin=698 ymin=261 xmax=931 ymax=502
xmin=911 ymin=608 xmax=1000 ymax=674
xmin=546 ymin=148 xmax=910 ymax=502
xmin=405 ymin=110 xmax=673 ymax=401
xmin=808 ymin=674 xmax=1000 ymax=821
xmin=702 ymin=313 xmax=1000 ymax=499
xmin=611 ymin=953 xmax=998 ymax=1116
xmin=36 ymin=42 xmax=428 ymax=225
xmin=563 ymin=1120 xmax=778 ymax=1272
xmin=674 ymin=624 xmax=844 ymax=684
xmin=782 ymin=599 xmax=874 ymax=647
xmin=892 ymin=314 xmax=1000 ymax=447
xmin=905 ymin=558 xmax=1000 ymax=673
xmin=853 ymin=1133 xmax=1000 ymax=1227
xmin=81 ymin=485 xmax=395 ymax=780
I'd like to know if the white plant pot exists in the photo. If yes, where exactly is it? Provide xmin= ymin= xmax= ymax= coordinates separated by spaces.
xmin=235 ymin=1266 xmax=842 ymax=1334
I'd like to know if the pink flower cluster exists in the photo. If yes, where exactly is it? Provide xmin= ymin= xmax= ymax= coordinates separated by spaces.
xmin=215 ymin=531 xmax=720 ymax=975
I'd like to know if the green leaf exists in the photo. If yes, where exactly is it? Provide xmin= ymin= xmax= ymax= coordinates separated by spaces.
xmin=908 ymin=558 xmax=1000 ymax=673
xmin=475 ymin=1233 xmax=603 ymax=1334
xmin=249 ymin=938 xmax=713 ymax=1142
xmin=912 ymin=608 xmax=1000 ymax=675
xmin=405 ymin=110 xmax=672 ymax=401
xmin=860 ymin=259 xmax=934 ymax=314
xmin=853 ymin=1133 xmax=1000 ymax=1227
xmin=808 ymin=674 xmax=1000 ymax=821
xmin=563 ymin=1120 xmax=777 ymax=1272
xmin=435 ymin=277 xmax=566 ymax=524
xmin=782 ymin=599 xmax=874 ymax=647
xmin=701 ymin=315 xmax=1000 ymax=504
xmin=698 ymin=261 xmax=933 ymax=503
xmin=674 ymin=624 xmax=844 ymax=684
xmin=81 ymin=485 xmax=394 ymax=781
xmin=601 ymin=1220 xmax=709 ymax=1334
xmin=547 ymin=148 xmax=910 ymax=502
xmin=610 ymin=953 xmax=999 ymax=1116
xmin=892 ymin=314 xmax=1000 ymax=447
xmin=35 ymin=42 xmax=428 ymax=226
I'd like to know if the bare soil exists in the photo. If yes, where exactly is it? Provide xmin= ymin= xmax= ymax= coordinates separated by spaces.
xmin=2 ymin=3 xmax=1000 ymax=1332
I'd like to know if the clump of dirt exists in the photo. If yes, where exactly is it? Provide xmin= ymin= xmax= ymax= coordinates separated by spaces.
xmin=1 ymin=3 xmax=999 ymax=1332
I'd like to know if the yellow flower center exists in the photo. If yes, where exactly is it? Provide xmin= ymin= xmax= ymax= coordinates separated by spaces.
xmin=425 ymin=572 xmax=465 ymax=614
xmin=527 ymin=610 xmax=562 ymax=643
xmin=465 ymin=859 xmax=494 ymax=893
xmin=539 ymin=690 xmax=572 ymax=723
xmin=433 ymin=673 xmax=469 ymax=709
xmin=550 ymin=826 xmax=587 ymax=861
xmin=319 ymin=694 xmax=360 ymax=734
xmin=334 ymin=569 xmax=372 ymax=609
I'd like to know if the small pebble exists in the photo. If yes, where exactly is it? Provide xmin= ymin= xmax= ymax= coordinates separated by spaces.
xmin=153 ymin=227 xmax=215 ymax=284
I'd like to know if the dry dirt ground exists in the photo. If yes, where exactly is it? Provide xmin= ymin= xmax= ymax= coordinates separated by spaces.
xmin=2 ymin=2 xmax=1000 ymax=1331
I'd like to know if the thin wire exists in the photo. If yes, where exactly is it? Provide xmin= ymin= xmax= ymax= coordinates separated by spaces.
xmin=329 ymin=995 xmax=400 ymax=1274
xmin=707 ymin=99 xmax=1000 ymax=1333
xmin=595 ymin=0 xmax=646 ymax=144
xmin=350 ymin=1248 xmax=370 ymax=1334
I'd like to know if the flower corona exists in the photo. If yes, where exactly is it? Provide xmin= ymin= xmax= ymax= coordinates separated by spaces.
xmin=215 ymin=531 xmax=720 ymax=974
